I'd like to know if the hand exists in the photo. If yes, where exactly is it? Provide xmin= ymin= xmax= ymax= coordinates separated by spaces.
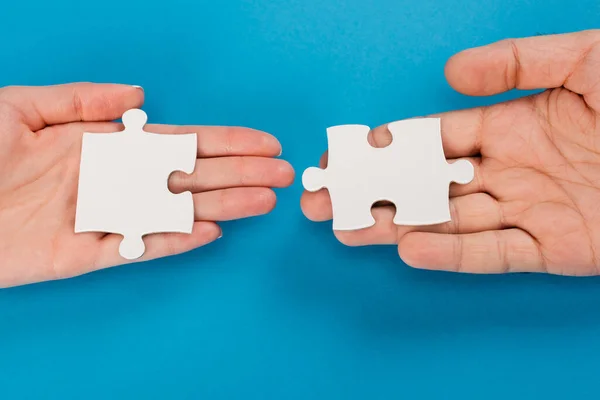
xmin=0 ymin=83 xmax=294 ymax=288
xmin=301 ymin=30 xmax=600 ymax=276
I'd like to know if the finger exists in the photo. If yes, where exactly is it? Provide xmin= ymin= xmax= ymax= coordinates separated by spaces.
xmin=143 ymin=124 xmax=282 ymax=158
xmin=319 ymin=151 xmax=328 ymax=168
xmin=193 ymin=187 xmax=276 ymax=221
xmin=334 ymin=193 xmax=503 ymax=246
xmin=169 ymin=156 xmax=294 ymax=193
xmin=445 ymin=30 xmax=600 ymax=108
xmin=0 ymin=83 xmax=144 ymax=131
xmin=300 ymin=158 xmax=486 ymax=222
xmin=300 ymin=187 xmax=333 ymax=222
xmin=367 ymin=124 xmax=393 ymax=148
xmin=368 ymin=111 xmax=483 ymax=158
xmin=427 ymin=109 xmax=484 ymax=158
xmin=58 ymin=121 xmax=283 ymax=158
xmin=94 ymin=221 xmax=222 ymax=271
xmin=398 ymin=228 xmax=545 ymax=273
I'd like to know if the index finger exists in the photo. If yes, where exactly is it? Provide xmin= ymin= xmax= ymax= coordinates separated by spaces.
xmin=59 ymin=122 xmax=283 ymax=158
xmin=145 ymin=124 xmax=282 ymax=158
xmin=365 ymin=108 xmax=484 ymax=159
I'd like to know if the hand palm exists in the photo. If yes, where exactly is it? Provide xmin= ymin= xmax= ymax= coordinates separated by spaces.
xmin=476 ymin=88 xmax=599 ymax=274
xmin=0 ymin=84 xmax=293 ymax=287
xmin=0 ymin=99 xmax=86 ymax=284
xmin=302 ymin=30 xmax=600 ymax=275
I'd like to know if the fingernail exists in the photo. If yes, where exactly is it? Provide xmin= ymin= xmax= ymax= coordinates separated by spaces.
xmin=217 ymin=233 xmax=223 ymax=239
xmin=132 ymin=85 xmax=144 ymax=91
xmin=278 ymin=149 xmax=282 ymax=157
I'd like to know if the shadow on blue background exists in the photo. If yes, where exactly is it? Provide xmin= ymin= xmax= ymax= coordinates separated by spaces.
xmin=1 ymin=0 xmax=600 ymax=398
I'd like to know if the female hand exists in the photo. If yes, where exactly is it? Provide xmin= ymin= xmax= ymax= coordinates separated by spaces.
xmin=0 ymin=83 xmax=294 ymax=287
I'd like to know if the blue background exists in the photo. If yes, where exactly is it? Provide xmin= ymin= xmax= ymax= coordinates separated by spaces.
xmin=1 ymin=0 xmax=599 ymax=398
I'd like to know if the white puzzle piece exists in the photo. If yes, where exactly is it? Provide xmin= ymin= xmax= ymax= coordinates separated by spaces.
xmin=74 ymin=109 xmax=197 ymax=260
xmin=302 ymin=118 xmax=474 ymax=231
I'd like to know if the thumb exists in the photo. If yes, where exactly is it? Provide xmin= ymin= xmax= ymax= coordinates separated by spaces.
xmin=0 ymin=82 xmax=145 ymax=131
xmin=444 ymin=30 xmax=600 ymax=110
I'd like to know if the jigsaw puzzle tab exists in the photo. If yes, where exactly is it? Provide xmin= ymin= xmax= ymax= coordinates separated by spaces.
xmin=302 ymin=118 xmax=474 ymax=231
xmin=74 ymin=109 xmax=197 ymax=260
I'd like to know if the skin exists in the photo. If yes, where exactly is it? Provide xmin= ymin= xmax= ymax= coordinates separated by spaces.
xmin=0 ymin=83 xmax=295 ymax=287
xmin=301 ymin=30 xmax=600 ymax=276
xmin=2 ymin=30 xmax=599 ymax=287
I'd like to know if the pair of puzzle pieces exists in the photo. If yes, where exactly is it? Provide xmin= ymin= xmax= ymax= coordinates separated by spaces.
xmin=74 ymin=110 xmax=471 ymax=260
xmin=74 ymin=109 xmax=197 ymax=260
xmin=302 ymin=118 xmax=474 ymax=231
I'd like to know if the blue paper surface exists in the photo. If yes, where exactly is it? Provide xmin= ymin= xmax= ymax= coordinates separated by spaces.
xmin=1 ymin=0 xmax=599 ymax=398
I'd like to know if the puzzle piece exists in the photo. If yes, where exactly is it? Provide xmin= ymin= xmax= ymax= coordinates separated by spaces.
xmin=74 ymin=109 xmax=197 ymax=260
xmin=302 ymin=118 xmax=474 ymax=231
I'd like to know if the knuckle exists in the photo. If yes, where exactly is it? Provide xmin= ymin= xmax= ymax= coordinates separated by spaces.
xmin=473 ymin=158 xmax=485 ymax=191
xmin=71 ymin=88 xmax=85 ymax=120
xmin=454 ymin=235 xmax=465 ymax=273
xmin=493 ymin=230 xmax=509 ymax=272
xmin=232 ymin=157 xmax=250 ymax=185
xmin=218 ymin=189 xmax=231 ymax=213
xmin=447 ymin=200 xmax=460 ymax=234
xmin=71 ymin=85 xmax=113 ymax=121
xmin=223 ymin=127 xmax=237 ymax=155
xmin=88 ymin=92 xmax=114 ymax=117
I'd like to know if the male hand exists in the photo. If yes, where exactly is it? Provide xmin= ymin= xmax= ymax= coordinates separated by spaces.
xmin=0 ymin=83 xmax=294 ymax=287
xmin=301 ymin=30 xmax=600 ymax=275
